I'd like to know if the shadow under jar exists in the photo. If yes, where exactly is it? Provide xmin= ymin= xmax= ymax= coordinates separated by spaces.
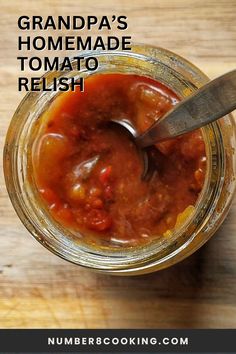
xmin=4 ymin=45 xmax=236 ymax=275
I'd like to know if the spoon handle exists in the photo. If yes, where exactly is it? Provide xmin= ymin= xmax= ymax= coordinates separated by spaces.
xmin=137 ymin=69 xmax=236 ymax=148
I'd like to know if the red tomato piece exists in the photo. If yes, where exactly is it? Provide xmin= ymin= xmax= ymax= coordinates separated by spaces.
xmin=85 ymin=209 xmax=112 ymax=232
xmin=54 ymin=205 xmax=74 ymax=224
xmin=99 ymin=166 xmax=112 ymax=185
xmin=104 ymin=185 xmax=113 ymax=200
xmin=91 ymin=198 xmax=104 ymax=209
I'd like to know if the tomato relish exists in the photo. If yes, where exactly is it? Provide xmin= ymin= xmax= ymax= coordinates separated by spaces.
xmin=32 ymin=73 xmax=206 ymax=247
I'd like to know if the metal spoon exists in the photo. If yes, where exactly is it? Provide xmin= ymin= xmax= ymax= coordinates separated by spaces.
xmin=112 ymin=69 xmax=236 ymax=177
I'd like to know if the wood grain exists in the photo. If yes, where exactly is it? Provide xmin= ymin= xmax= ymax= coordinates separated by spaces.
xmin=0 ymin=0 xmax=236 ymax=328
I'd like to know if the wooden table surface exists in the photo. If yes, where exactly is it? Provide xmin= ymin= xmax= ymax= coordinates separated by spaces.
xmin=0 ymin=0 xmax=236 ymax=328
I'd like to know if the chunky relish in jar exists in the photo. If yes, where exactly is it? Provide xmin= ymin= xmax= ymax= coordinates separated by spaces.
xmin=32 ymin=73 xmax=206 ymax=247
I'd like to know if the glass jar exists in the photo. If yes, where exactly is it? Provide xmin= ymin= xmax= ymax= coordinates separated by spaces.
xmin=4 ymin=44 xmax=236 ymax=275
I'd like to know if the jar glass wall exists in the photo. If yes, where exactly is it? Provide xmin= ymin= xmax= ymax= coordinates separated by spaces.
xmin=4 ymin=45 xmax=236 ymax=275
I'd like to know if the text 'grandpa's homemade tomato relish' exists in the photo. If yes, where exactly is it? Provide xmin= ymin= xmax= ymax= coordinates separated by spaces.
xmin=32 ymin=73 xmax=206 ymax=247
